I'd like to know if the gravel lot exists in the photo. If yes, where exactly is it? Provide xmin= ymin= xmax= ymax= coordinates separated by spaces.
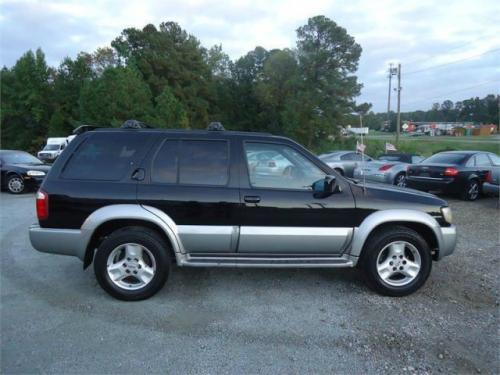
xmin=1 ymin=192 xmax=499 ymax=374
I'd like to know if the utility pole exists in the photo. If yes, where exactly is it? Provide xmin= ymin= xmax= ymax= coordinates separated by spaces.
xmin=386 ymin=63 xmax=393 ymax=132
xmin=396 ymin=63 xmax=402 ymax=143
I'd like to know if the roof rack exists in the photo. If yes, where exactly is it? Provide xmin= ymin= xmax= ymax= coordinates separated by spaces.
xmin=121 ymin=119 xmax=154 ymax=129
xmin=72 ymin=125 xmax=102 ymax=135
xmin=207 ymin=122 xmax=225 ymax=131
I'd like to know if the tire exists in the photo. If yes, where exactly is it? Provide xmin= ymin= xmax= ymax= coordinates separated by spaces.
xmin=7 ymin=174 xmax=25 ymax=194
xmin=461 ymin=179 xmax=480 ymax=201
xmin=394 ymin=173 xmax=406 ymax=187
xmin=360 ymin=226 xmax=432 ymax=297
xmin=94 ymin=226 xmax=171 ymax=301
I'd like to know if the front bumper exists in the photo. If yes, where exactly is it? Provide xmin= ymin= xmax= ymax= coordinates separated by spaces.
xmin=29 ymin=224 xmax=86 ymax=260
xmin=438 ymin=225 xmax=457 ymax=260
xmin=482 ymin=182 xmax=499 ymax=197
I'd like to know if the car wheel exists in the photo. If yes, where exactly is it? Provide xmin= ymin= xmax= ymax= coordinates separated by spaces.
xmin=461 ymin=179 xmax=480 ymax=201
xmin=394 ymin=173 xmax=406 ymax=187
xmin=94 ymin=226 xmax=171 ymax=301
xmin=360 ymin=226 xmax=432 ymax=297
xmin=7 ymin=175 xmax=25 ymax=194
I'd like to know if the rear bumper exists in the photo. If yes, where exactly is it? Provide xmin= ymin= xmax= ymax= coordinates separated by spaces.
xmin=406 ymin=177 xmax=457 ymax=193
xmin=29 ymin=224 xmax=86 ymax=260
xmin=438 ymin=225 xmax=457 ymax=260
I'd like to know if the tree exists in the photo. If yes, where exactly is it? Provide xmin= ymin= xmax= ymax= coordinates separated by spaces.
xmin=79 ymin=66 xmax=154 ymax=126
xmin=111 ymin=22 xmax=213 ymax=128
xmin=295 ymin=16 xmax=362 ymax=147
xmin=1 ymin=49 xmax=53 ymax=152
xmin=153 ymin=86 xmax=189 ymax=128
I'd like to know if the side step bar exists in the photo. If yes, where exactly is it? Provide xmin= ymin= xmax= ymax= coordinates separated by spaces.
xmin=180 ymin=254 xmax=356 ymax=268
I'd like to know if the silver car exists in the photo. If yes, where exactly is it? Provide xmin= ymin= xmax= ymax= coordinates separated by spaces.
xmin=319 ymin=151 xmax=374 ymax=177
xmin=353 ymin=153 xmax=424 ymax=187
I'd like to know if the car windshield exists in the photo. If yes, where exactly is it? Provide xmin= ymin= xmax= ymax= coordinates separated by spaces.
xmin=43 ymin=144 xmax=60 ymax=151
xmin=2 ymin=152 xmax=44 ymax=165
xmin=378 ymin=155 xmax=404 ymax=162
xmin=423 ymin=153 xmax=468 ymax=165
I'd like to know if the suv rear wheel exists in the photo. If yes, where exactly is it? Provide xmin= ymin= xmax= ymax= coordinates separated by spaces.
xmin=94 ymin=226 xmax=171 ymax=301
xmin=360 ymin=226 xmax=432 ymax=296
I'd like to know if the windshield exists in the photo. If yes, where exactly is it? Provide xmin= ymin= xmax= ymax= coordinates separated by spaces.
xmin=423 ymin=153 xmax=468 ymax=165
xmin=2 ymin=152 xmax=44 ymax=165
xmin=43 ymin=144 xmax=60 ymax=151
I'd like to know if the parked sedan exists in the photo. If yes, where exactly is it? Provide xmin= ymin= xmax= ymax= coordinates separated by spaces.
xmin=318 ymin=151 xmax=374 ymax=177
xmin=353 ymin=153 xmax=424 ymax=187
xmin=406 ymin=151 xmax=495 ymax=201
xmin=481 ymin=153 xmax=500 ymax=197
xmin=0 ymin=150 xmax=51 ymax=194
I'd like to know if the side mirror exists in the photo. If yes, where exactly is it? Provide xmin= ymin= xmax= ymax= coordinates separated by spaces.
xmin=312 ymin=175 xmax=341 ymax=198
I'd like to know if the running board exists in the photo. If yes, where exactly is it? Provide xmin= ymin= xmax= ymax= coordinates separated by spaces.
xmin=179 ymin=254 xmax=356 ymax=268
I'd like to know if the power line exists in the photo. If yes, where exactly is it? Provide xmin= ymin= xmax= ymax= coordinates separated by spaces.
xmin=403 ymin=78 xmax=500 ymax=106
xmin=404 ymin=47 xmax=500 ymax=76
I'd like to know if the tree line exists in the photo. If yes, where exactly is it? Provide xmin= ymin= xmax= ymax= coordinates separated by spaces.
xmin=356 ymin=95 xmax=499 ymax=132
xmin=1 ymin=16 xmax=364 ymax=153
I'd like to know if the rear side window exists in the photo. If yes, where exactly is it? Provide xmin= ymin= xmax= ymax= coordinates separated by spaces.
xmin=475 ymin=153 xmax=491 ymax=166
xmin=151 ymin=139 xmax=229 ymax=186
xmin=488 ymin=154 xmax=500 ymax=166
xmin=61 ymin=133 xmax=148 ymax=181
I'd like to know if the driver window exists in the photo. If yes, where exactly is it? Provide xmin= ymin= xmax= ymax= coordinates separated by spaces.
xmin=244 ymin=142 xmax=325 ymax=190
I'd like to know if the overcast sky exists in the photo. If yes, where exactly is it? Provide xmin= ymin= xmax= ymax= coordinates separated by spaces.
xmin=1 ymin=0 xmax=499 ymax=112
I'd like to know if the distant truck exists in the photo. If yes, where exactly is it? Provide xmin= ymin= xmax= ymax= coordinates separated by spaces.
xmin=37 ymin=137 xmax=69 ymax=162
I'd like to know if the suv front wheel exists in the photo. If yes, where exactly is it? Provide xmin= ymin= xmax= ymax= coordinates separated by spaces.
xmin=94 ymin=226 xmax=171 ymax=301
xmin=360 ymin=226 xmax=432 ymax=297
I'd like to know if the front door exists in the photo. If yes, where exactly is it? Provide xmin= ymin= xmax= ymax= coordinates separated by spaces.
xmin=137 ymin=136 xmax=240 ymax=253
xmin=238 ymin=140 xmax=356 ymax=255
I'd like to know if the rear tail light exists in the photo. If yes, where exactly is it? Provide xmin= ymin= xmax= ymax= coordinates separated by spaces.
xmin=485 ymin=170 xmax=493 ymax=183
xmin=36 ymin=190 xmax=49 ymax=220
xmin=444 ymin=167 xmax=459 ymax=177
xmin=379 ymin=164 xmax=395 ymax=172
xmin=268 ymin=161 xmax=276 ymax=168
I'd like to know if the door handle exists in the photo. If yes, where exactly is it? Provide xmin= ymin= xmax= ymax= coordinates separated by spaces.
xmin=131 ymin=168 xmax=145 ymax=181
xmin=244 ymin=195 xmax=261 ymax=203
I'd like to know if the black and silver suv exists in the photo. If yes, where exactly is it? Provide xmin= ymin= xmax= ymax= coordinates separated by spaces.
xmin=29 ymin=123 xmax=456 ymax=300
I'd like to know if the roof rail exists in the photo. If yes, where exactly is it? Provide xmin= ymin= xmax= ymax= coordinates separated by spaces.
xmin=121 ymin=119 xmax=154 ymax=129
xmin=207 ymin=122 xmax=225 ymax=131
xmin=72 ymin=125 xmax=102 ymax=135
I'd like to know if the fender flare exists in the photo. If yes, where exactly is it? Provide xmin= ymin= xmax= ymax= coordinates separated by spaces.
xmin=80 ymin=204 xmax=186 ymax=264
xmin=349 ymin=209 xmax=443 ymax=258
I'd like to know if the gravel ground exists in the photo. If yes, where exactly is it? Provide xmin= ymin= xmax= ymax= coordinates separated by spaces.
xmin=1 ymin=192 xmax=499 ymax=374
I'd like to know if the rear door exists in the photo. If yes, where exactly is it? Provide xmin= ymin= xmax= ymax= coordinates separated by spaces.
xmin=238 ymin=140 xmax=356 ymax=255
xmin=137 ymin=135 xmax=240 ymax=254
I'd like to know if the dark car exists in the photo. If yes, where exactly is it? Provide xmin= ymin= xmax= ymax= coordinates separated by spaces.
xmin=0 ymin=150 xmax=51 ymax=194
xmin=29 ymin=122 xmax=456 ymax=300
xmin=406 ymin=151 xmax=496 ymax=201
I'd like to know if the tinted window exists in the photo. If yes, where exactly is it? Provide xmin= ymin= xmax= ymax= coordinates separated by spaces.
xmin=178 ymin=140 xmax=229 ymax=186
xmin=245 ymin=142 xmax=325 ymax=190
xmin=379 ymin=155 xmax=404 ymax=162
xmin=412 ymin=156 xmax=424 ymax=163
xmin=151 ymin=140 xmax=178 ymax=184
xmin=62 ymin=133 xmax=148 ymax=181
xmin=475 ymin=153 xmax=491 ymax=166
xmin=1 ymin=152 xmax=43 ymax=165
xmin=340 ymin=153 xmax=356 ymax=161
xmin=423 ymin=153 xmax=468 ymax=165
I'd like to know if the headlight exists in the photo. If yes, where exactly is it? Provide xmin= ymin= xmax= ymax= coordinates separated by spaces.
xmin=27 ymin=170 xmax=46 ymax=177
xmin=441 ymin=206 xmax=453 ymax=224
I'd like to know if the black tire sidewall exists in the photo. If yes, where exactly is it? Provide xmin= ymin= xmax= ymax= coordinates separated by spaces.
xmin=462 ymin=180 xmax=479 ymax=201
xmin=94 ymin=228 xmax=171 ymax=301
xmin=362 ymin=227 xmax=432 ymax=297
xmin=394 ymin=173 xmax=406 ymax=186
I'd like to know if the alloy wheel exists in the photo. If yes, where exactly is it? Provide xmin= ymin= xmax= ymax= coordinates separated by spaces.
xmin=376 ymin=241 xmax=421 ymax=287
xmin=8 ymin=176 xmax=24 ymax=193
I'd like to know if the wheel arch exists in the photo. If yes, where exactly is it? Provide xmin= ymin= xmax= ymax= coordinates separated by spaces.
xmin=350 ymin=209 xmax=442 ymax=261
xmin=81 ymin=204 xmax=185 ymax=269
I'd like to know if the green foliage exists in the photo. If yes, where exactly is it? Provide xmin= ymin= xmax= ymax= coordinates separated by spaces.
xmin=153 ymin=87 xmax=189 ymax=129
xmin=79 ymin=66 xmax=154 ymax=126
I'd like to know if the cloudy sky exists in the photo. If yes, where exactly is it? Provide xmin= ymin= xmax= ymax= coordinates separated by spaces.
xmin=1 ymin=0 xmax=499 ymax=112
